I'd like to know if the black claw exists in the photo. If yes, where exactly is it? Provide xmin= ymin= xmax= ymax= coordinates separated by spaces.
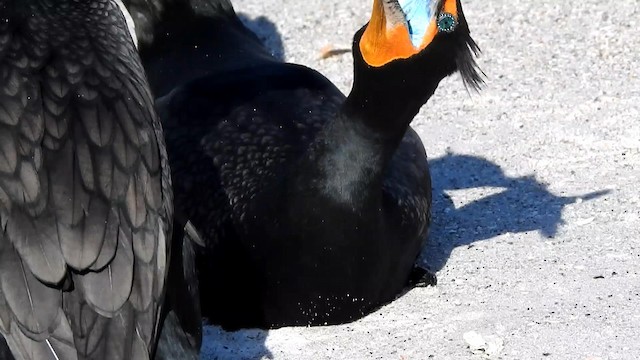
xmin=408 ymin=266 xmax=437 ymax=287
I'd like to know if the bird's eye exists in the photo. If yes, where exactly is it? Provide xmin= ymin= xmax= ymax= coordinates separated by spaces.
xmin=437 ymin=13 xmax=457 ymax=33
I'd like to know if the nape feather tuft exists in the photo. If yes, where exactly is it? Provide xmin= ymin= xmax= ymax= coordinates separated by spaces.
xmin=456 ymin=25 xmax=485 ymax=92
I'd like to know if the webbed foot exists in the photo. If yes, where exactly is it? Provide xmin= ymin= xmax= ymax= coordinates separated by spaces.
xmin=408 ymin=266 xmax=437 ymax=287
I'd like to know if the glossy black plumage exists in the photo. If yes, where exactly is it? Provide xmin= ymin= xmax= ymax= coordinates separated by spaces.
xmin=132 ymin=0 xmax=481 ymax=330
xmin=123 ymin=0 xmax=271 ymax=97
xmin=0 ymin=0 xmax=186 ymax=358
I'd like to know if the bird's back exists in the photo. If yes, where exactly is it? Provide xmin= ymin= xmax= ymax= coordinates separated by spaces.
xmin=0 ymin=1 xmax=172 ymax=358
xmin=159 ymin=61 xmax=340 ymax=240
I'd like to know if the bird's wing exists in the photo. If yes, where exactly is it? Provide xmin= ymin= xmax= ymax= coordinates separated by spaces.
xmin=154 ymin=221 xmax=202 ymax=360
xmin=382 ymin=127 xmax=432 ymax=242
xmin=0 ymin=1 xmax=171 ymax=359
xmin=159 ymin=63 xmax=339 ymax=242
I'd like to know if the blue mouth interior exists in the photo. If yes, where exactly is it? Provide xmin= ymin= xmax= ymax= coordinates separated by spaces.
xmin=398 ymin=0 xmax=435 ymax=47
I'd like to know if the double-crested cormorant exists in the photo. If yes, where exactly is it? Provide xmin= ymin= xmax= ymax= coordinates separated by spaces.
xmin=0 ymin=0 xmax=199 ymax=358
xmin=129 ymin=0 xmax=482 ymax=330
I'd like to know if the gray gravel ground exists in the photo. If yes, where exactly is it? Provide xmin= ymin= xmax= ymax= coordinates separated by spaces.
xmin=201 ymin=0 xmax=640 ymax=359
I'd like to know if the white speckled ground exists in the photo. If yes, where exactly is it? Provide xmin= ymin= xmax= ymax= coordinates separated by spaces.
xmin=201 ymin=0 xmax=640 ymax=359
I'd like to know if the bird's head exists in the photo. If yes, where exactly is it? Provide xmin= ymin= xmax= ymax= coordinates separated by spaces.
xmin=349 ymin=0 xmax=482 ymax=119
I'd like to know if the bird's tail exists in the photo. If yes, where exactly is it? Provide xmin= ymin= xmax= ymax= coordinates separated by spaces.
xmin=153 ymin=219 xmax=203 ymax=360
xmin=154 ymin=312 xmax=200 ymax=360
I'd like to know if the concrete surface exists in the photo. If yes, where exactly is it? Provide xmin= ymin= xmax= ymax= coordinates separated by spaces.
xmin=201 ymin=0 xmax=640 ymax=359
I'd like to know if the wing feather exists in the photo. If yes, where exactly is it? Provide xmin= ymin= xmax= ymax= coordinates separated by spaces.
xmin=0 ymin=95 xmax=24 ymax=126
xmin=3 ymin=309 xmax=78 ymax=360
xmin=0 ymin=1 xmax=172 ymax=359
xmin=126 ymin=170 xmax=148 ymax=229
xmin=0 ymin=130 xmax=18 ymax=174
xmin=5 ymin=211 xmax=67 ymax=285
xmin=79 ymin=101 xmax=114 ymax=147
xmin=78 ymin=226 xmax=134 ymax=317
xmin=132 ymin=216 xmax=157 ymax=263
xmin=113 ymin=123 xmax=140 ymax=169
xmin=89 ymin=208 xmax=120 ymax=272
xmin=59 ymin=198 xmax=110 ymax=270
xmin=75 ymin=136 xmax=96 ymax=191
xmin=0 ymin=241 xmax=60 ymax=338
xmin=48 ymin=141 xmax=90 ymax=225
xmin=129 ymin=258 xmax=155 ymax=312
xmin=63 ymin=292 xmax=147 ymax=360
xmin=17 ymin=104 xmax=44 ymax=144
xmin=114 ymin=100 xmax=142 ymax=146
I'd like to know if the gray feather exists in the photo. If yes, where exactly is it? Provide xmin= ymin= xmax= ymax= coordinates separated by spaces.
xmin=78 ymin=234 xmax=134 ymax=317
xmin=18 ymin=104 xmax=44 ymax=144
xmin=59 ymin=198 xmax=110 ymax=270
xmin=75 ymin=137 xmax=96 ymax=191
xmin=0 ymin=96 xmax=24 ymax=127
xmin=114 ymin=100 xmax=142 ymax=146
xmin=0 ymin=242 xmax=61 ymax=338
xmin=3 ymin=309 xmax=78 ymax=360
xmin=132 ymin=218 xmax=156 ymax=263
xmin=48 ymin=141 xmax=91 ymax=225
xmin=126 ymin=171 xmax=148 ymax=229
xmin=0 ymin=130 xmax=18 ymax=174
xmin=5 ymin=211 xmax=67 ymax=285
xmin=0 ymin=1 xmax=173 ymax=359
xmin=17 ymin=162 xmax=40 ymax=205
xmin=129 ymin=259 xmax=154 ymax=312
xmin=79 ymin=102 xmax=115 ymax=147
xmin=89 ymin=208 xmax=120 ymax=271
xmin=112 ymin=124 xmax=140 ymax=170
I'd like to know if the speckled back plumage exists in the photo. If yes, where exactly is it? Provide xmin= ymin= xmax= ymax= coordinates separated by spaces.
xmin=0 ymin=0 xmax=172 ymax=358
xmin=158 ymin=63 xmax=337 ymax=243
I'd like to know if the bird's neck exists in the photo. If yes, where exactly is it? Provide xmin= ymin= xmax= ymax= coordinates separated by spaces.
xmin=297 ymin=64 xmax=437 ymax=208
xmin=343 ymin=81 xmax=428 ymax=139
xmin=297 ymin=92 xmax=422 ymax=209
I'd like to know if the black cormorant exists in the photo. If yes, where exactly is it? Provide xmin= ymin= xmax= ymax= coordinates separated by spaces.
xmin=0 ymin=0 xmax=200 ymax=358
xmin=128 ymin=0 xmax=482 ymax=330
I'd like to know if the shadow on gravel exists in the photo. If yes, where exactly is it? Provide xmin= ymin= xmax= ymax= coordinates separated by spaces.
xmin=201 ymin=325 xmax=272 ymax=360
xmin=420 ymin=152 xmax=609 ymax=272
xmin=237 ymin=13 xmax=285 ymax=61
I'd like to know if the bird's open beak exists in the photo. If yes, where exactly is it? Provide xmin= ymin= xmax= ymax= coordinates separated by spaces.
xmin=359 ymin=0 xmax=459 ymax=67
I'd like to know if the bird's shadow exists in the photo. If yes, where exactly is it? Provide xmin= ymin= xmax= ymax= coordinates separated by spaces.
xmin=237 ymin=13 xmax=286 ymax=61
xmin=201 ymin=325 xmax=272 ymax=360
xmin=418 ymin=152 xmax=609 ymax=271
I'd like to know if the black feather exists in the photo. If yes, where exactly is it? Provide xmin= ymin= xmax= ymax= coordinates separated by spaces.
xmin=154 ymin=221 xmax=202 ymax=359
xmin=454 ymin=0 xmax=485 ymax=92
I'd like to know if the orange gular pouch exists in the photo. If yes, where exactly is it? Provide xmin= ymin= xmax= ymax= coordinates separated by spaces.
xmin=359 ymin=0 xmax=459 ymax=67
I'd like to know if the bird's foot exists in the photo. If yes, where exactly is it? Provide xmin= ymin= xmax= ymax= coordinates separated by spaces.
xmin=408 ymin=266 xmax=437 ymax=287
